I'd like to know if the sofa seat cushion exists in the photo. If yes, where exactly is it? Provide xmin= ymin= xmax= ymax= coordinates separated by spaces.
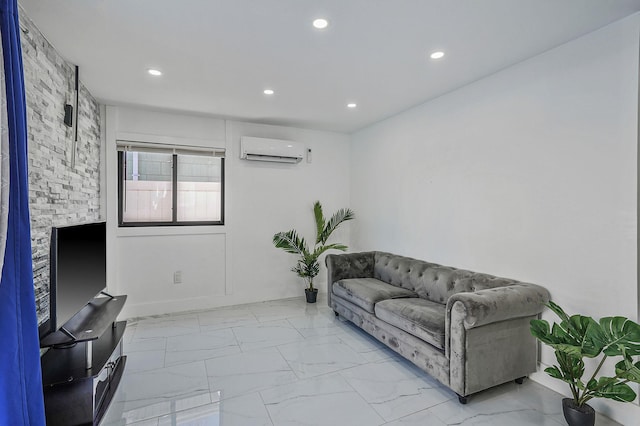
xmin=374 ymin=298 xmax=446 ymax=350
xmin=332 ymin=278 xmax=417 ymax=313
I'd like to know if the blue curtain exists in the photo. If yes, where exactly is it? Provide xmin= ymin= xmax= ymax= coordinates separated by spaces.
xmin=0 ymin=1 xmax=46 ymax=425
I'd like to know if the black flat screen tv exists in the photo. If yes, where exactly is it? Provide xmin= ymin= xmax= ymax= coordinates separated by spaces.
xmin=40 ymin=221 xmax=107 ymax=338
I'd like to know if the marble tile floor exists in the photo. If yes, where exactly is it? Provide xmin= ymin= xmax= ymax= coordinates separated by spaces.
xmin=100 ymin=296 xmax=621 ymax=426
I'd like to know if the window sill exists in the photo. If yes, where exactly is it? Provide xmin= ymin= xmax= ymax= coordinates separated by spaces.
xmin=115 ymin=225 xmax=226 ymax=238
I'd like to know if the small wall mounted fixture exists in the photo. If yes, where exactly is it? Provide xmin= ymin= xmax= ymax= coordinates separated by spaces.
xmin=63 ymin=104 xmax=73 ymax=127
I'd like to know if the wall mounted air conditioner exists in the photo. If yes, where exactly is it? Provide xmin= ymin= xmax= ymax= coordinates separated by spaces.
xmin=240 ymin=136 xmax=304 ymax=164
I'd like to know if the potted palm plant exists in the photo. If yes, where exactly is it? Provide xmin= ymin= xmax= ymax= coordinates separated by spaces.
xmin=273 ymin=201 xmax=354 ymax=303
xmin=530 ymin=301 xmax=640 ymax=426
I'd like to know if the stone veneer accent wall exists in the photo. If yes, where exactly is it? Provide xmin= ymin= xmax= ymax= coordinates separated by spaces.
xmin=19 ymin=11 xmax=102 ymax=324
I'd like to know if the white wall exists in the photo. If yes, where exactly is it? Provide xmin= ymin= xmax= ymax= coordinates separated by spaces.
xmin=105 ymin=106 xmax=351 ymax=318
xmin=105 ymin=106 xmax=228 ymax=317
xmin=227 ymin=121 xmax=351 ymax=302
xmin=350 ymin=14 xmax=639 ymax=425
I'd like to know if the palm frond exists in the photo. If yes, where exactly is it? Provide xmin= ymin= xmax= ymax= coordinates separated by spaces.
xmin=293 ymin=260 xmax=320 ymax=278
xmin=312 ymin=243 xmax=348 ymax=258
xmin=313 ymin=201 xmax=326 ymax=245
xmin=319 ymin=208 xmax=355 ymax=244
xmin=273 ymin=230 xmax=309 ymax=257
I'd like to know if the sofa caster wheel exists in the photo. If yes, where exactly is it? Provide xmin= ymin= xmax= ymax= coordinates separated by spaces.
xmin=334 ymin=311 xmax=339 ymax=317
xmin=457 ymin=395 xmax=468 ymax=404
xmin=515 ymin=377 xmax=525 ymax=385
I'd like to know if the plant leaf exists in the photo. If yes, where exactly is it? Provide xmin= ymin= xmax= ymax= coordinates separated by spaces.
xmin=590 ymin=380 xmax=637 ymax=403
xmin=530 ymin=319 xmax=551 ymax=341
xmin=547 ymin=301 xmax=571 ymax=325
xmin=292 ymin=259 xmax=319 ymax=279
xmin=319 ymin=207 xmax=354 ymax=245
xmin=615 ymin=357 xmax=640 ymax=384
xmin=273 ymin=230 xmax=309 ymax=257
xmin=567 ymin=315 xmax=603 ymax=358
xmin=539 ymin=303 xmax=603 ymax=358
xmin=585 ymin=378 xmax=598 ymax=391
xmin=552 ymin=343 xmax=584 ymax=358
xmin=312 ymin=243 xmax=348 ymax=259
xmin=313 ymin=201 xmax=326 ymax=245
xmin=539 ymin=322 xmax=585 ymax=358
xmin=556 ymin=350 xmax=584 ymax=383
xmin=598 ymin=316 xmax=640 ymax=357
xmin=544 ymin=366 xmax=565 ymax=380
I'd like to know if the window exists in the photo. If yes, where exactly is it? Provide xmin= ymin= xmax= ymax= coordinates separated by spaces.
xmin=117 ymin=142 xmax=224 ymax=226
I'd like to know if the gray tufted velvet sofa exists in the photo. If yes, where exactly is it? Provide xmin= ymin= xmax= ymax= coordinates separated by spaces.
xmin=326 ymin=251 xmax=550 ymax=403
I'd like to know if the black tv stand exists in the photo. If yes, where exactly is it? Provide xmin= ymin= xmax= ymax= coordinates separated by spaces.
xmin=59 ymin=326 xmax=77 ymax=341
xmin=40 ymin=295 xmax=127 ymax=426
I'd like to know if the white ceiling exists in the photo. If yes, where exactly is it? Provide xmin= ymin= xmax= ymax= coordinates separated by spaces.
xmin=17 ymin=0 xmax=640 ymax=133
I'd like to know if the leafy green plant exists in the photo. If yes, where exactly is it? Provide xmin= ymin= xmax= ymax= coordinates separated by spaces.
xmin=530 ymin=301 xmax=640 ymax=407
xmin=273 ymin=201 xmax=354 ymax=291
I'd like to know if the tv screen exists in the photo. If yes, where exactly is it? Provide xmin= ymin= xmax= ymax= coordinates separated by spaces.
xmin=48 ymin=221 xmax=107 ymax=336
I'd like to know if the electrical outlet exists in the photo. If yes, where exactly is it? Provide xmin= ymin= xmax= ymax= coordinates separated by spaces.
xmin=173 ymin=270 xmax=182 ymax=284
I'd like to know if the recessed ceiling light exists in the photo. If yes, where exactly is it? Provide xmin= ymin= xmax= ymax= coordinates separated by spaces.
xmin=313 ymin=18 xmax=329 ymax=29
xmin=430 ymin=51 xmax=445 ymax=60
xmin=347 ymin=103 xmax=357 ymax=109
xmin=147 ymin=68 xmax=162 ymax=76
xmin=263 ymin=89 xmax=275 ymax=95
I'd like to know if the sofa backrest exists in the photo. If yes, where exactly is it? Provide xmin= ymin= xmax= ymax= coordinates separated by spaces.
xmin=373 ymin=252 xmax=440 ymax=293
xmin=373 ymin=252 xmax=518 ymax=304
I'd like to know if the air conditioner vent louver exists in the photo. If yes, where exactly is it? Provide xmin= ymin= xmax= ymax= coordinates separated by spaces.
xmin=240 ymin=136 xmax=304 ymax=163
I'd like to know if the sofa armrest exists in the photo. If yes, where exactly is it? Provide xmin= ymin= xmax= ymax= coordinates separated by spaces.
xmin=325 ymin=252 xmax=375 ymax=308
xmin=446 ymin=283 xmax=550 ymax=394
xmin=446 ymin=283 xmax=550 ymax=329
